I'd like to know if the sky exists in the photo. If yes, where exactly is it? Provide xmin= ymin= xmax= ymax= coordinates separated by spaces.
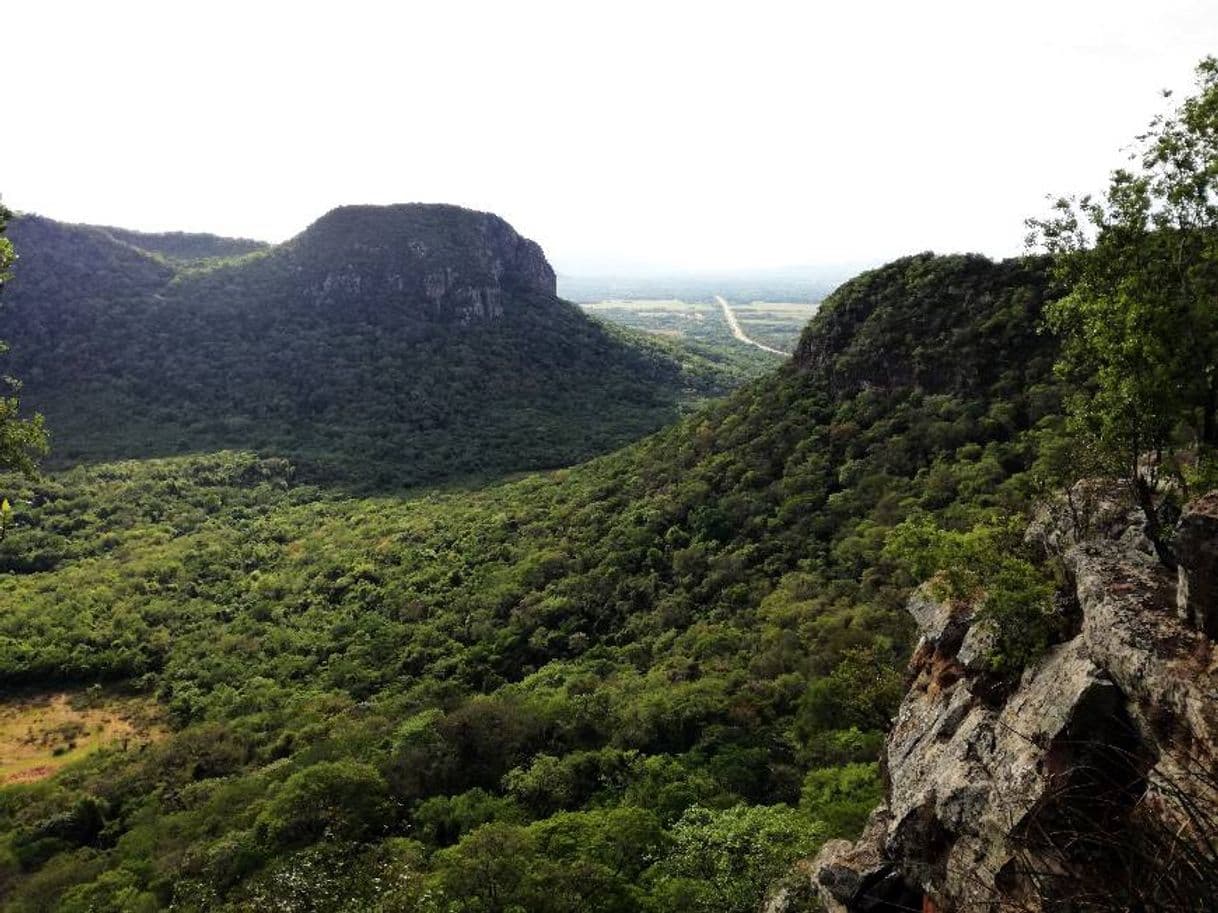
xmin=5 ymin=0 xmax=1218 ymax=275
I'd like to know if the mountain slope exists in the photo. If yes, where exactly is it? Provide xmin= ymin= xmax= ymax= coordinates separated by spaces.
xmin=2 ymin=205 xmax=736 ymax=486
xmin=0 ymin=252 xmax=1066 ymax=912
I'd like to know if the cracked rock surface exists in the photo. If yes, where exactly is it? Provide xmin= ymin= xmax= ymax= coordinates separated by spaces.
xmin=805 ymin=485 xmax=1218 ymax=913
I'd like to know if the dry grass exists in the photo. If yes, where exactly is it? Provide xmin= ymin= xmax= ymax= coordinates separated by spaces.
xmin=0 ymin=690 xmax=165 ymax=785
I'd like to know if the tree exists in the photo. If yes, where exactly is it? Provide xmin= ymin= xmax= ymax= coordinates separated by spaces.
xmin=0 ymin=201 xmax=49 ymax=477
xmin=647 ymin=804 xmax=823 ymax=913
xmin=431 ymin=822 xmax=536 ymax=913
xmin=255 ymin=760 xmax=392 ymax=847
xmin=1027 ymin=58 xmax=1218 ymax=562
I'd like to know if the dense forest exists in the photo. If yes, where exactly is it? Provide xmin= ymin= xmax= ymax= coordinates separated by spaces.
xmin=0 ymin=248 xmax=1064 ymax=911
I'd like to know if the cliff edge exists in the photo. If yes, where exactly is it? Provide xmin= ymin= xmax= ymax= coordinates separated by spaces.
xmin=810 ymin=483 xmax=1218 ymax=912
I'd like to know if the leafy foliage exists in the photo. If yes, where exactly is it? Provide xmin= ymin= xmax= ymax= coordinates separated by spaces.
xmin=256 ymin=760 xmax=392 ymax=847
xmin=0 ymin=202 xmax=49 ymax=485
xmin=886 ymin=515 xmax=1058 ymax=674
xmin=1028 ymin=57 xmax=1218 ymax=560
xmin=649 ymin=804 xmax=822 ymax=913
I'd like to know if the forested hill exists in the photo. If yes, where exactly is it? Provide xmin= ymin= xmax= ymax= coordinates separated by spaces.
xmin=794 ymin=252 xmax=1054 ymax=395
xmin=0 ymin=251 xmax=1067 ymax=912
xmin=1 ymin=205 xmax=739 ymax=487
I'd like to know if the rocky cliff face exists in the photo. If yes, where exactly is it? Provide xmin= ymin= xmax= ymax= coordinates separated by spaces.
xmin=810 ymin=483 xmax=1218 ymax=912
xmin=278 ymin=204 xmax=557 ymax=322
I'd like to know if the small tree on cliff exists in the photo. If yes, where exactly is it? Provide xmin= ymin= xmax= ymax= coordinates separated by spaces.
xmin=1027 ymin=58 xmax=1218 ymax=563
xmin=0 ymin=200 xmax=49 ymax=486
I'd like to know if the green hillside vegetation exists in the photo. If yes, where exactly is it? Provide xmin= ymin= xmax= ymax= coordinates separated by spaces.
xmin=1 ymin=208 xmax=743 ymax=489
xmin=0 ymin=251 xmax=1063 ymax=912
xmin=0 ymin=203 xmax=48 ymax=483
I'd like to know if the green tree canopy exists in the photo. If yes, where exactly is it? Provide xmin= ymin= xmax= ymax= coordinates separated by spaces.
xmin=0 ymin=201 xmax=49 ymax=480
xmin=1027 ymin=58 xmax=1218 ymax=557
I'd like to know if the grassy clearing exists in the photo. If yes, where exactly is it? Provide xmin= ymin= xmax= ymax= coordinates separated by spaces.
xmin=0 ymin=690 xmax=165 ymax=784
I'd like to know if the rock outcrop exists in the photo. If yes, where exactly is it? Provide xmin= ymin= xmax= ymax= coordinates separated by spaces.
xmin=810 ymin=484 xmax=1218 ymax=912
xmin=282 ymin=204 xmax=557 ymax=322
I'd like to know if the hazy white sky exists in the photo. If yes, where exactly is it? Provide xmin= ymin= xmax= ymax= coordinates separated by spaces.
xmin=5 ymin=0 xmax=1217 ymax=273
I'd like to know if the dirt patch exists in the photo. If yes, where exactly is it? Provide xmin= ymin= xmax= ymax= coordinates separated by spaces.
xmin=0 ymin=690 xmax=166 ymax=785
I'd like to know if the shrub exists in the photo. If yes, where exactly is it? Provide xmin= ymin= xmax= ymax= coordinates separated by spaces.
xmin=886 ymin=513 xmax=1058 ymax=674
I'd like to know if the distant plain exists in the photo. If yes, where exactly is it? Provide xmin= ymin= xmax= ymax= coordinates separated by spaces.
xmin=579 ymin=297 xmax=818 ymax=363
